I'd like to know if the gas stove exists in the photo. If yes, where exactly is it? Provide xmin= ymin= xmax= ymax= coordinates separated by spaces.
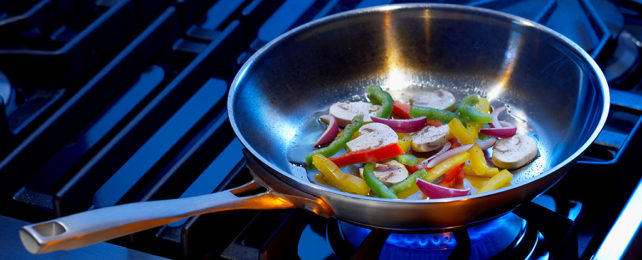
xmin=0 ymin=0 xmax=641 ymax=259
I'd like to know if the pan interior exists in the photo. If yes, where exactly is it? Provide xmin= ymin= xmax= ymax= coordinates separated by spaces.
xmin=230 ymin=5 xmax=607 ymax=196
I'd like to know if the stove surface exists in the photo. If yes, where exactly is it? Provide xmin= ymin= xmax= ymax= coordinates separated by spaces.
xmin=0 ymin=0 xmax=641 ymax=259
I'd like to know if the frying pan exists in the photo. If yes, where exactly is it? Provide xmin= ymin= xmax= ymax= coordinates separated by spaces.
xmin=19 ymin=4 xmax=609 ymax=254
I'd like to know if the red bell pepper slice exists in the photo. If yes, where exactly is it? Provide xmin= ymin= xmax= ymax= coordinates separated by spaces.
xmin=392 ymin=101 xmax=411 ymax=119
xmin=425 ymin=119 xmax=444 ymax=127
xmin=437 ymin=163 xmax=464 ymax=188
xmin=330 ymin=143 xmax=404 ymax=168
xmin=448 ymin=138 xmax=461 ymax=148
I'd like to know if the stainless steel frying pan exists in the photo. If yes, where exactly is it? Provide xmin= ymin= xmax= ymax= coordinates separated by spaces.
xmin=20 ymin=4 xmax=609 ymax=254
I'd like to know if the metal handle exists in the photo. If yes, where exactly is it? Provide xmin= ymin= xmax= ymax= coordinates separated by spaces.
xmin=19 ymin=180 xmax=331 ymax=254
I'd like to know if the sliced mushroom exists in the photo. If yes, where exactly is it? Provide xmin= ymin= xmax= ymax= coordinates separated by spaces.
xmin=492 ymin=134 xmax=538 ymax=169
xmin=346 ymin=123 xmax=397 ymax=152
xmin=329 ymin=101 xmax=380 ymax=127
xmin=359 ymin=160 xmax=409 ymax=185
xmin=411 ymin=125 xmax=450 ymax=152
xmin=409 ymin=89 xmax=456 ymax=110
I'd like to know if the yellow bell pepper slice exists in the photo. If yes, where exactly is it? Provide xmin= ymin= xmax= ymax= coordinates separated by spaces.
xmin=314 ymin=173 xmax=330 ymax=186
xmin=477 ymin=169 xmax=513 ymax=194
xmin=448 ymin=118 xmax=475 ymax=145
xmin=462 ymin=97 xmax=490 ymax=140
xmin=465 ymin=174 xmax=489 ymax=190
xmin=468 ymin=144 xmax=500 ymax=177
xmin=467 ymin=122 xmax=482 ymax=139
xmin=424 ymin=152 xmax=470 ymax=182
xmin=462 ymin=163 xmax=475 ymax=176
xmin=396 ymin=186 xmax=420 ymax=199
xmin=477 ymin=97 xmax=490 ymax=113
xmin=312 ymin=154 xmax=370 ymax=195
xmin=397 ymin=133 xmax=412 ymax=153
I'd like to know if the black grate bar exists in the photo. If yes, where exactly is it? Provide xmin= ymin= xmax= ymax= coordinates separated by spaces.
xmin=54 ymin=20 xmax=243 ymax=216
xmin=91 ymin=77 xmax=226 ymax=208
xmin=136 ymin=111 xmax=237 ymax=204
xmin=0 ymin=7 xmax=179 ymax=208
xmin=24 ymin=65 xmax=165 ymax=194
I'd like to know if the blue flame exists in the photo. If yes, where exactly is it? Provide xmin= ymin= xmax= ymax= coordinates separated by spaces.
xmin=341 ymin=213 xmax=525 ymax=259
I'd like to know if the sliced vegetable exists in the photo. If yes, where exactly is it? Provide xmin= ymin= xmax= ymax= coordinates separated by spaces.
xmin=462 ymin=163 xmax=474 ymax=176
xmin=440 ymin=163 xmax=465 ymax=183
xmin=438 ymin=162 xmax=464 ymax=187
xmin=425 ymin=119 xmax=444 ymax=127
xmin=466 ymin=122 xmax=482 ymax=139
xmin=397 ymin=133 xmax=412 ymax=152
xmin=314 ymin=173 xmax=332 ymax=187
xmin=453 ymin=94 xmax=492 ymax=124
xmin=389 ymin=168 xmax=428 ymax=198
xmin=490 ymin=107 xmax=512 ymax=128
xmin=479 ymin=127 xmax=517 ymax=138
xmin=417 ymin=178 xmax=470 ymax=199
xmin=423 ymin=143 xmax=473 ymax=168
xmin=314 ymin=115 xmax=339 ymax=147
xmin=416 ymin=142 xmax=451 ymax=168
xmin=483 ymin=106 xmax=517 ymax=137
xmin=465 ymin=173 xmax=490 ymax=190
xmin=359 ymin=160 xmax=409 ymax=185
xmin=329 ymin=101 xmax=379 ymax=127
xmin=448 ymin=118 xmax=475 ymax=145
xmin=411 ymin=125 xmax=450 ymax=153
xmin=409 ymin=89 xmax=456 ymax=111
xmin=437 ymin=169 xmax=464 ymax=188
xmin=409 ymin=105 xmax=456 ymax=123
xmin=393 ymin=138 xmax=471 ymax=198
xmin=367 ymin=85 xmax=394 ymax=118
xmin=468 ymin=144 xmax=500 ymax=177
xmin=424 ymin=152 xmax=471 ymax=183
xmin=456 ymin=103 xmax=492 ymax=123
xmin=475 ymin=137 xmax=497 ymax=150
xmin=346 ymin=122 xmax=398 ymax=152
xmin=477 ymin=169 xmax=513 ymax=194
xmin=371 ymin=116 xmax=427 ymax=133
xmin=363 ymin=163 xmax=398 ymax=199
xmin=330 ymin=142 xmax=404 ymax=168
xmin=395 ymin=153 xmax=419 ymax=166
xmin=477 ymin=97 xmax=490 ymax=113
xmin=392 ymin=101 xmax=411 ymax=119
xmin=460 ymin=94 xmax=479 ymax=106
xmin=312 ymin=154 xmax=370 ymax=195
xmin=403 ymin=159 xmax=425 ymax=173
xmin=305 ymin=115 xmax=363 ymax=167
xmin=492 ymin=134 xmax=538 ymax=169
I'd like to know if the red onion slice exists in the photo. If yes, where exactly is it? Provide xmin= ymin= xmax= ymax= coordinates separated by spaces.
xmin=416 ymin=178 xmax=471 ymax=199
xmin=371 ymin=116 xmax=427 ymax=133
xmin=490 ymin=106 xmax=505 ymax=128
xmin=313 ymin=115 xmax=339 ymax=147
xmin=484 ymin=106 xmax=516 ymax=138
xmin=475 ymin=137 xmax=497 ymax=150
xmin=479 ymin=127 xmax=516 ymax=138
xmin=424 ymin=143 xmax=474 ymax=168
xmin=490 ymin=107 xmax=516 ymax=127
xmin=416 ymin=142 xmax=451 ymax=168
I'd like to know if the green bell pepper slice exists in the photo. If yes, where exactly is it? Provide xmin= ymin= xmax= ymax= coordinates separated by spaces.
xmin=363 ymin=162 xmax=398 ymax=199
xmin=305 ymin=114 xmax=364 ymax=167
xmin=367 ymin=85 xmax=394 ymax=118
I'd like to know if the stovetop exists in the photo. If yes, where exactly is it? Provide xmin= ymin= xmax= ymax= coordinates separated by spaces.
xmin=0 ymin=0 xmax=641 ymax=259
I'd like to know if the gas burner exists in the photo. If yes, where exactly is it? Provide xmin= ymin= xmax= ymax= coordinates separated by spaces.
xmin=329 ymin=213 xmax=548 ymax=259
xmin=603 ymin=31 xmax=642 ymax=88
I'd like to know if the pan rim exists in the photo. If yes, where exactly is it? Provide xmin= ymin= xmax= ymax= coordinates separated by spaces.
xmin=228 ymin=3 xmax=609 ymax=204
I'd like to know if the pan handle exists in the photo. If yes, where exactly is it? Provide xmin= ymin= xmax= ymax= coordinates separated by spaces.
xmin=19 ymin=180 xmax=332 ymax=254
